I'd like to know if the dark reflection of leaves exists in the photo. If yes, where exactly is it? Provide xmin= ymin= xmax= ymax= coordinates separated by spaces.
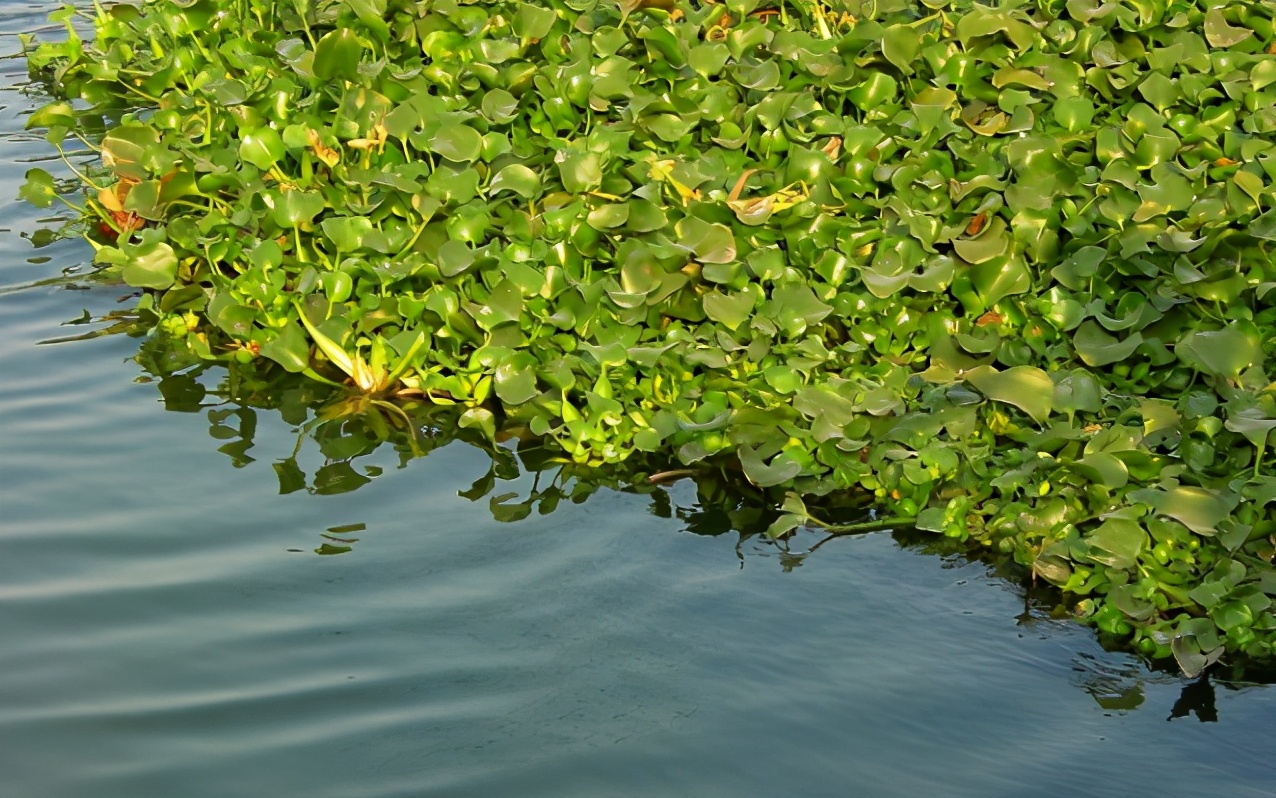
xmin=43 ymin=306 xmax=1276 ymax=700
xmin=156 ymin=372 xmax=205 ymax=412
xmin=208 ymin=407 xmax=256 ymax=468
xmin=312 ymin=462 xmax=372 ymax=495
xmin=35 ymin=306 xmax=143 ymax=343
xmin=313 ymin=522 xmax=367 ymax=556
xmin=124 ymin=315 xmax=864 ymax=544
xmin=1168 ymin=676 xmax=1218 ymax=723
xmin=1072 ymin=652 xmax=1147 ymax=713
xmin=273 ymin=457 xmax=306 ymax=496
xmin=897 ymin=524 xmax=1276 ymax=709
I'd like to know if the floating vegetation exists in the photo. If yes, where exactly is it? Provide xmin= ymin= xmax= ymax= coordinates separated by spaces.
xmin=22 ymin=0 xmax=1276 ymax=672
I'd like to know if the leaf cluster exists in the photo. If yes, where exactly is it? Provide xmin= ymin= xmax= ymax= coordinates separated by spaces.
xmin=24 ymin=0 xmax=1276 ymax=671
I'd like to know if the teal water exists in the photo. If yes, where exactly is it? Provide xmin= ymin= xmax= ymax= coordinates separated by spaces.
xmin=1 ymin=6 xmax=1275 ymax=797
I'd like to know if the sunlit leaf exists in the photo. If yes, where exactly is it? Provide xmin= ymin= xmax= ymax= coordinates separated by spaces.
xmin=1177 ymin=325 xmax=1262 ymax=379
xmin=1074 ymin=322 xmax=1143 ymax=367
xmin=120 ymin=238 xmax=178 ymax=290
xmin=964 ymin=365 xmax=1054 ymax=424
xmin=19 ymin=167 xmax=57 ymax=208
xmin=313 ymin=28 xmax=364 ymax=82
xmin=1084 ymin=518 xmax=1146 ymax=570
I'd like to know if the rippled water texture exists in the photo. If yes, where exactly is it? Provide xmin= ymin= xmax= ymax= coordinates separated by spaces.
xmin=1 ymin=4 xmax=1275 ymax=796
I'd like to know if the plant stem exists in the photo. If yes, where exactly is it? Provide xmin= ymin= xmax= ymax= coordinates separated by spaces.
xmin=804 ymin=513 xmax=912 ymax=535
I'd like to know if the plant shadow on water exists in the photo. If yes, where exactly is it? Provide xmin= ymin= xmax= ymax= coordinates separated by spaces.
xmin=38 ymin=291 xmax=1276 ymax=721
xmin=893 ymin=525 xmax=1276 ymax=720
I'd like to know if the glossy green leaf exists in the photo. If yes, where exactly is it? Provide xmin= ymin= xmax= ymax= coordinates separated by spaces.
xmin=264 ymin=189 xmax=325 ymax=228
xmin=1137 ymin=486 xmax=1236 ymax=535
xmin=259 ymin=321 xmax=310 ymax=372
xmin=19 ymin=167 xmax=56 ymax=208
xmin=1084 ymin=518 xmax=1146 ymax=570
xmin=494 ymin=351 xmax=540 ymax=404
xmin=120 ymin=239 xmax=179 ymax=290
xmin=1177 ymin=325 xmax=1262 ymax=379
xmin=1204 ymin=8 xmax=1252 ymax=48
xmin=964 ymin=365 xmax=1054 ymax=424
xmin=558 ymin=152 xmax=602 ymax=194
xmin=239 ymin=127 xmax=286 ymax=170
xmin=489 ymin=164 xmax=541 ymax=197
xmin=313 ymin=28 xmax=364 ymax=82
xmin=430 ymin=125 xmax=483 ymax=163
xmin=677 ymin=217 xmax=736 ymax=264
xmin=101 ymin=125 xmax=158 ymax=181
xmin=469 ymin=279 xmax=522 ymax=331
xmin=703 ymin=289 xmax=757 ymax=332
xmin=952 ymin=217 xmax=1009 ymax=264
xmin=739 ymin=446 xmax=803 ymax=488
xmin=1074 ymin=322 xmax=1143 ymax=367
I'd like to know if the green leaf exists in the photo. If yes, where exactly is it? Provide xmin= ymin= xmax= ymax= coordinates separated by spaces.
xmin=1052 ymin=97 xmax=1094 ymax=133
xmin=955 ymin=7 xmax=1035 ymax=50
xmin=766 ymin=513 xmax=804 ymax=539
xmin=952 ymin=216 xmax=1009 ymax=264
xmin=19 ymin=167 xmax=56 ymax=208
xmin=1171 ymin=633 xmax=1224 ymax=679
xmin=239 ymin=127 xmax=285 ymax=171
xmin=1204 ymin=8 xmax=1252 ymax=48
xmin=264 ymin=189 xmax=325 ymax=228
xmin=513 ymin=2 xmax=557 ymax=39
xmin=1225 ymin=407 xmax=1276 ymax=449
xmin=459 ymin=407 xmax=497 ymax=440
xmin=1177 ymin=325 xmax=1262 ymax=379
xmin=494 ymin=351 xmax=540 ymax=404
xmin=313 ymin=28 xmax=365 ymax=82
xmin=259 ymin=321 xmax=310 ymax=372
xmin=688 ymin=43 xmax=729 ymax=77
xmin=436 ymin=239 xmax=474 ymax=277
xmin=881 ymin=24 xmax=920 ymax=74
xmin=1074 ymin=321 xmax=1143 ymax=367
xmin=739 ymin=445 xmax=804 ymax=488
xmin=586 ymin=202 xmax=629 ymax=230
xmin=703 ymin=289 xmax=758 ymax=332
xmin=767 ymin=284 xmax=832 ymax=336
xmin=1134 ymin=486 xmax=1236 ymax=535
xmin=558 ymin=152 xmax=602 ymax=194
xmin=343 ymin=0 xmax=390 ymax=42
xmin=1211 ymin=600 xmax=1253 ymax=633
xmin=321 ymin=215 xmax=375 ymax=251
xmin=430 ymin=125 xmax=483 ymax=163
xmin=120 ymin=239 xmax=178 ymax=290
xmin=678 ymin=217 xmax=736 ymax=264
xmin=1072 ymin=452 xmax=1129 ymax=489
xmin=294 ymin=302 xmax=355 ymax=377
xmin=469 ymin=279 xmax=522 ymax=331
xmin=971 ymin=253 xmax=1031 ymax=306
xmin=489 ymin=164 xmax=541 ymax=198
xmin=26 ymin=100 xmax=75 ymax=132
xmin=1084 ymin=518 xmax=1146 ymax=570
xmin=964 ymin=365 xmax=1054 ymax=424
xmin=101 ymin=125 xmax=159 ymax=181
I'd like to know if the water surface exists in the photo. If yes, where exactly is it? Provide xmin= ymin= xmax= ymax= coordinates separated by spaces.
xmin=1 ymin=5 xmax=1273 ymax=796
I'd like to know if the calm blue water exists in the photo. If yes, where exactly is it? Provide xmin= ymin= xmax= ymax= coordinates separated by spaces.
xmin=1 ymin=5 xmax=1274 ymax=796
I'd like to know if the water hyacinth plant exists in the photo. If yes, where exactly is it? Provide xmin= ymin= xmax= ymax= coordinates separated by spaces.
xmin=21 ymin=0 xmax=1276 ymax=673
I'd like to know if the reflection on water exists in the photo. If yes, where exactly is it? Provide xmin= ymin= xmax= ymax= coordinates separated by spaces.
xmin=52 ymin=298 xmax=1276 ymax=708
xmin=46 ymin=284 xmax=1276 ymax=700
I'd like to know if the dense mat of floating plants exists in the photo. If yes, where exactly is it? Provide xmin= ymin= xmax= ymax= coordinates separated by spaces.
xmin=22 ymin=0 xmax=1276 ymax=670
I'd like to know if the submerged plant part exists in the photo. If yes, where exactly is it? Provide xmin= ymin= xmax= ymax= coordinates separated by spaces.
xmin=22 ymin=0 xmax=1276 ymax=670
